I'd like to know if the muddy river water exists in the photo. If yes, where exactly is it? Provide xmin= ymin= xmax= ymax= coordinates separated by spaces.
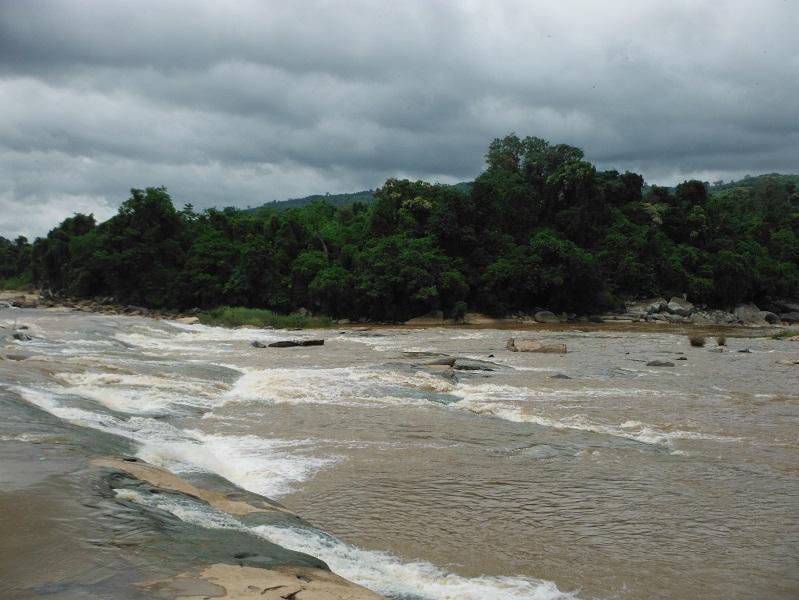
xmin=1 ymin=308 xmax=797 ymax=599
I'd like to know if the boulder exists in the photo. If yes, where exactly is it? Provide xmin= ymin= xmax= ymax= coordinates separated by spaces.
xmin=646 ymin=360 xmax=675 ymax=367
xmin=760 ymin=311 xmax=780 ymax=324
xmin=175 ymin=316 xmax=200 ymax=325
xmin=666 ymin=297 xmax=695 ymax=317
xmin=734 ymin=303 xmax=767 ymax=325
xmin=779 ymin=312 xmax=799 ymax=323
xmin=533 ymin=311 xmax=561 ymax=324
xmin=267 ymin=339 xmax=325 ymax=348
xmin=12 ymin=332 xmax=32 ymax=342
xmin=463 ymin=312 xmax=502 ymax=325
xmin=550 ymin=373 xmax=572 ymax=379
xmin=506 ymin=338 xmax=567 ymax=353
xmin=251 ymin=340 xmax=268 ymax=348
xmin=405 ymin=311 xmax=445 ymax=325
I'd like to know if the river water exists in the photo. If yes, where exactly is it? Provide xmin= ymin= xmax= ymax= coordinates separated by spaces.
xmin=1 ymin=308 xmax=798 ymax=599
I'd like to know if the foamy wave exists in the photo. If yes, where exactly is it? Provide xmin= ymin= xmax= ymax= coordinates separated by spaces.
xmin=256 ymin=524 xmax=576 ymax=600
xmin=116 ymin=488 xmax=576 ymax=600
xmin=138 ymin=432 xmax=335 ymax=498
xmin=228 ymin=367 xmax=455 ymax=407
xmin=454 ymin=398 xmax=738 ymax=447
xmin=12 ymin=386 xmax=329 ymax=498
xmin=54 ymin=371 xmax=227 ymax=414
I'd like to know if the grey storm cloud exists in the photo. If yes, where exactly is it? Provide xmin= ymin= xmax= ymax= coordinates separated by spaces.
xmin=1 ymin=0 xmax=798 ymax=237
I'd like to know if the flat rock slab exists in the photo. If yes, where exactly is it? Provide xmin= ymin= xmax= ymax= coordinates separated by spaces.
xmin=139 ymin=563 xmax=384 ymax=599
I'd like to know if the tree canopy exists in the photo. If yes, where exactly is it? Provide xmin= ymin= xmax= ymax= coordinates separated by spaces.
xmin=2 ymin=134 xmax=798 ymax=318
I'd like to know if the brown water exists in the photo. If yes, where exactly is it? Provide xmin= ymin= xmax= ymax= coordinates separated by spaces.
xmin=2 ymin=309 xmax=798 ymax=599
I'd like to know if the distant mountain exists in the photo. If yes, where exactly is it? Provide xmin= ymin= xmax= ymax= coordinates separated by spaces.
xmin=708 ymin=173 xmax=799 ymax=194
xmin=644 ymin=173 xmax=799 ymax=196
xmin=248 ymin=181 xmax=473 ymax=213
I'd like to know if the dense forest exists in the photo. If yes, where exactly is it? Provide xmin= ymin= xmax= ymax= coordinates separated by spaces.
xmin=2 ymin=135 xmax=798 ymax=320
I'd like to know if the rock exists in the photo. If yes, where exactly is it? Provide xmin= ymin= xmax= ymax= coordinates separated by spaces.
xmin=550 ymin=373 xmax=572 ymax=379
xmin=707 ymin=347 xmax=725 ymax=353
xmin=533 ymin=311 xmax=561 ymax=324
xmin=453 ymin=358 xmax=498 ymax=371
xmin=423 ymin=357 xmax=456 ymax=367
xmin=463 ymin=312 xmax=502 ymax=325
xmin=692 ymin=309 xmax=737 ymax=325
xmin=267 ymin=339 xmax=325 ymax=348
xmin=175 ymin=316 xmax=200 ymax=325
xmin=251 ymin=340 xmax=268 ymax=348
xmin=760 ymin=311 xmax=780 ymax=324
xmin=666 ymin=297 xmax=695 ymax=317
xmin=677 ymin=356 xmax=688 ymax=360
xmin=777 ymin=358 xmax=799 ymax=365
xmin=779 ymin=312 xmax=799 ymax=323
xmin=12 ymin=332 xmax=32 ymax=341
xmin=506 ymin=338 xmax=567 ymax=353
xmin=738 ymin=348 xmax=752 ymax=353
xmin=647 ymin=360 xmax=675 ymax=367
xmin=405 ymin=311 xmax=445 ymax=325
xmin=734 ymin=303 xmax=772 ymax=325
xmin=771 ymin=299 xmax=799 ymax=313
xmin=665 ymin=314 xmax=690 ymax=323
xmin=588 ymin=315 xmax=605 ymax=323
xmin=626 ymin=298 xmax=666 ymax=315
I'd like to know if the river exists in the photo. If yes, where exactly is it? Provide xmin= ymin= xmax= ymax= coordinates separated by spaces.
xmin=1 ymin=307 xmax=797 ymax=599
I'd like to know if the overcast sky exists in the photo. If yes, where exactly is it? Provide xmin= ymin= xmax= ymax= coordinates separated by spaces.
xmin=1 ymin=0 xmax=798 ymax=238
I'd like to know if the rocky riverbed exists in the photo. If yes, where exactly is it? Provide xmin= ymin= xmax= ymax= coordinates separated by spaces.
xmin=1 ymin=305 xmax=798 ymax=599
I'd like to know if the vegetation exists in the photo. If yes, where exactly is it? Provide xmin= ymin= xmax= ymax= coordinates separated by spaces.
xmin=689 ymin=335 xmax=706 ymax=348
xmin=1 ymin=134 xmax=797 ymax=321
xmin=200 ymin=306 xmax=332 ymax=329
xmin=716 ymin=335 xmax=727 ymax=346
xmin=772 ymin=329 xmax=799 ymax=339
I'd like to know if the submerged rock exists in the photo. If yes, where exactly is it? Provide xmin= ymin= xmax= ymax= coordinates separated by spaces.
xmin=12 ymin=332 xmax=32 ymax=342
xmin=646 ymin=360 xmax=675 ymax=367
xmin=251 ymin=340 xmax=268 ymax=348
xmin=550 ymin=373 xmax=572 ymax=379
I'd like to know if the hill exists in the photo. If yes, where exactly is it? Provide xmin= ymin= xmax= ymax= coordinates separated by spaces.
xmin=248 ymin=182 xmax=472 ymax=213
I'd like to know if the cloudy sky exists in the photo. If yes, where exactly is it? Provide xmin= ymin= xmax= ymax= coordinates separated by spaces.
xmin=1 ymin=0 xmax=797 ymax=238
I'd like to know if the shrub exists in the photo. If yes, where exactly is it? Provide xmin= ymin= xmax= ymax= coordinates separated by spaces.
xmin=688 ymin=334 xmax=706 ymax=347
xmin=200 ymin=306 xmax=332 ymax=329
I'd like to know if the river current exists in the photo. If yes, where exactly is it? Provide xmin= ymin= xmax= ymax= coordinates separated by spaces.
xmin=1 ymin=308 xmax=797 ymax=599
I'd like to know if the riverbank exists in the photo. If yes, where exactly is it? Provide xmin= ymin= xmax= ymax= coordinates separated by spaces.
xmin=2 ymin=290 xmax=797 ymax=332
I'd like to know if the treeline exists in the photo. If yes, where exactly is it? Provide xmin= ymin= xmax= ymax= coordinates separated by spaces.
xmin=2 ymin=135 xmax=798 ymax=320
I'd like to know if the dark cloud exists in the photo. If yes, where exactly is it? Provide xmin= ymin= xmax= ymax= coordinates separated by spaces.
xmin=1 ymin=0 xmax=797 ymax=237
